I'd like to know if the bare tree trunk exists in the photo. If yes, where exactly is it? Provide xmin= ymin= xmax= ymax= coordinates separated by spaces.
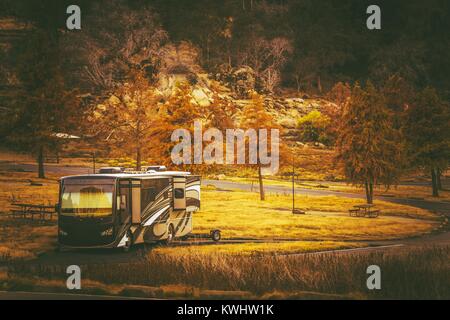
xmin=364 ymin=180 xmax=373 ymax=204
xmin=256 ymin=136 xmax=265 ymax=200
xmin=206 ymin=38 xmax=210 ymax=68
xmin=317 ymin=75 xmax=322 ymax=93
xmin=431 ymin=168 xmax=439 ymax=197
xmin=92 ymin=152 xmax=96 ymax=174
xmin=436 ymin=168 xmax=443 ymax=190
xmin=136 ymin=121 xmax=142 ymax=171
xmin=136 ymin=146 xmax=141 ymax=171
xmin=37 ymin=145 xmax=45 ymax=179
xmin=258 ymin=162 xmax=265 ymax=200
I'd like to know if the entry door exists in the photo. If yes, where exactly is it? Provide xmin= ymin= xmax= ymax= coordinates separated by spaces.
xmin=173 ymin=177 xmax=186 ymax=210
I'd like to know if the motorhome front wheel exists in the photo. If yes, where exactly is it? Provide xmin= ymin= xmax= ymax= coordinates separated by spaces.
xmin=122 ymin=231 xmax=133 ymax=252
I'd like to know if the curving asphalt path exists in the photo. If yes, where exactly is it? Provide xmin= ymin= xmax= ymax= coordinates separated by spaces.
xmin=202 ymin=179 xmax=450 ymax=217
xmin=4 ymin=161 xmax=448 ymax=215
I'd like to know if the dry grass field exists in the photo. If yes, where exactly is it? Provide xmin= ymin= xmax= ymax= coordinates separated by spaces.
xmin=194 ymin=187 xmax=439 ymax=242
xmin=4 ymin=246 xmax=449 ymax=299
xmin=153 ymin=241 xmax=365 ymax=256
xmin=0 ymin=170 xmax=59 ymax=261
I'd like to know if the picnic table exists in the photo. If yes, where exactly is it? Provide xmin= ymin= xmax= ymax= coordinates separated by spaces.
xmin=349 ymin=204 xmax=380 ymax=218
xmin=11 ymin=203 xmax=56 ymax=221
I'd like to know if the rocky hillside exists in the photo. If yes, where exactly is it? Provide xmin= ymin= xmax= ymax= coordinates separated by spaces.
xmin=157 ymin=70 xmax=335 ymax=142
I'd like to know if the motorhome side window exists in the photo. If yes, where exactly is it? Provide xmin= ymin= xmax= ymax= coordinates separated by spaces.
xmin=141 ymin=178 xmax=170 ymax=209
xmin=156 ymin=179 xmax=170 ymax=198
xmin=174 ymin=188 xmax=184 ymax=199
xmin=141 ymin=187 xmax=156 ymax=209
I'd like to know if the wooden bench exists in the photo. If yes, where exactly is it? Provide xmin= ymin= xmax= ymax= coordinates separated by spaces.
xmin=10 ymin=203 xmax=55 ymax=221
xmin=45 ymin=156 xmax=59 ymax=164
xmin=349 ymin=204 xmax=380 ymax=218
xmin=367 ymin=210 xmax=380 ymax=218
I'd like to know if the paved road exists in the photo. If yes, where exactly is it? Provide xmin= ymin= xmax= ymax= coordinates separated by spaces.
xmin=203 ymin=179 xmax=450 ymax=217
xmin=0 ymin=161 xmax=94 ymax=175
xmin=3 ymin=161 xmax=448 ymax=215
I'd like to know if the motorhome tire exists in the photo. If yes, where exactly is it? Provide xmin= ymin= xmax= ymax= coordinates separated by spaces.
xmin=122 ymin=230 xmax=133 ymax=252
xmin=164 ymin=224 xmax=175 ymax=245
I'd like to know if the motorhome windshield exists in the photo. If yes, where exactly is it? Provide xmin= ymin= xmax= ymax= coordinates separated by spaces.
xmin=61 ymin=183 xmax=114 ymax=217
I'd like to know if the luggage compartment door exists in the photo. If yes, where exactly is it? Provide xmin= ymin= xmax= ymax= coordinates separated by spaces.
xmin=173 ymin=177 xmax=186 ymax=210
xmin=131 ymin=180 xmax=141 ymax=224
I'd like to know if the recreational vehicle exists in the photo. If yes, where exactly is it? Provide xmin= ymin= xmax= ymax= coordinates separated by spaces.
xmin=56 ymin=169 xmax=201 ymax=251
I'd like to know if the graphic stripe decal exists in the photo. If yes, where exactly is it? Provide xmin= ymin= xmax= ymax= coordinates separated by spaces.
xmin=143 ymin=205 xmax=170 ymax=226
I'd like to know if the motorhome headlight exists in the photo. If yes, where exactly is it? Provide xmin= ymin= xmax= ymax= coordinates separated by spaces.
xmin=59 ymin=229 xmax=68 ymax=236
xmin=101 ymin=227 xmax=113 ymax=237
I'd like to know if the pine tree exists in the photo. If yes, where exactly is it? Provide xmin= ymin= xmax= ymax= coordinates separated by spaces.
xmin=90 ymin=69 xmax=159 ymax=170
xmin=202 ymin=85 xmax=239 ymax=173
xmin=405 ymin=87 xmax=450 ymax=197
xmin=205 ymin=85 xmax=238 ymax=131
xmin=10 ymin=30 xmax=80 ymax=178
xmin=149 ymin=83 xmax=204 ymax=168
xmin=336 ymin=82 xmax=404 ymax=204
xmin=240 ymin=91 xmax=280 ymax=201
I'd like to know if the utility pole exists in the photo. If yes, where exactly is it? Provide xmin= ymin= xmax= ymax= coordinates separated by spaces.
xmin=292 ymin=155 xmax=295 ymax=213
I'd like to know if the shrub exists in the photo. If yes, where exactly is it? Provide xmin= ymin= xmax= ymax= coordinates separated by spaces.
xmin=297 ymin=111 xmax=332 ymax=145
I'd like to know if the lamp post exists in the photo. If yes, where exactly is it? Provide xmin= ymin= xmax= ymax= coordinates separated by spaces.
xmin=292 ymin=155 xmax=295 ymax=213
xmin=291 ymin=150 xmax=305 ymax=215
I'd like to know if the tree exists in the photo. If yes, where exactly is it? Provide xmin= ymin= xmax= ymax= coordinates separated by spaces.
xmin=89 ymin=70 xmax=159 ymax=170
xmin=405 ymin=87 xmax=450 ymax=197
xmin=62 ymin=0 xmax=168 ymax=97
xmin=205 ymin=83 xmax=238 ymax=130
xmin=10 ymin=30 xmax=80 ymax=178
xmin=323 ymin=82 xmax=351 ymax=143
xmin=149 ymin=83 xmax=204 ymax=167
xmin=237 ymin=35 xmax=292 ymax=93
xmin=240 ymin=91 xmax=280 ymax=200
xmin=336 ymin=82 xmax=404 ymax=204
xmin=199 ymin=84 xmax=239 ymax=174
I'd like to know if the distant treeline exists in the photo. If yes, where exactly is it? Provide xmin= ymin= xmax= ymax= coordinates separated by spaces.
xmin=1 ymin=0 xmax=450 ymax=96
